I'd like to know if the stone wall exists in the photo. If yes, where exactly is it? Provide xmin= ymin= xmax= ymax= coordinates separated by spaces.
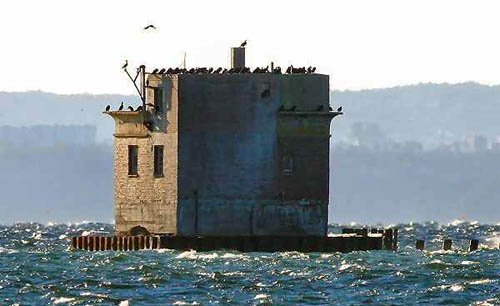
xmin=112 ymin=75 xmax=179 ymax=235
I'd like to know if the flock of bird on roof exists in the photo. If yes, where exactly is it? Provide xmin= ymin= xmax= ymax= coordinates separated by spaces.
xmin=105 ymin=101 xmax=342 ymax=113
xmin=122 ymin=64 xmax=317 ymax=75
xmin=108 ymin=34 xmax=343 ymax=113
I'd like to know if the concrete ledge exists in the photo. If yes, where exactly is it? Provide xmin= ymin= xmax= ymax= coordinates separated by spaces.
xmin=71 ymin=228 xmax=397 ymax=253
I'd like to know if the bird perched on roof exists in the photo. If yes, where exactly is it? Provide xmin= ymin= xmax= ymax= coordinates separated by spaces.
xmin=144 ymin=24 xmax=157 ymax=30
xmin=127 ymin=106 xmax=134 ymax=111
xmin=286 ymin=66 xmax=293 ymax=74
xmin=213 ymin=67 xmax=222 ymax=74
xmin=240 ymin=40 xmax=247 ymax=47
xmin=105 ymin=105 xmax=110 ymax=112
xmin=122 ymin=60 xmax=128 ymax=70
xmin=159 ymin=68 xmax=166 ymax=74
xmin=136 ymin=105 xmax=143 ymax=111
xmin=152 ymin=68 xmax=159 ymax=74
xmin=119 ymin=102 xmax=124 ymax=111
xmin=337 ymin=106 xmax=343 ymax=112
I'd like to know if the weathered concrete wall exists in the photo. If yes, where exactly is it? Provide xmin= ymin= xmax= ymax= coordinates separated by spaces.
xmin=176 ymin=74 xmax=333 ymax=237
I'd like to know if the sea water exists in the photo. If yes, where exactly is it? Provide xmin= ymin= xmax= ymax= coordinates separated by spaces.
xmin=1 ymin=221 xmax=500 ymax=305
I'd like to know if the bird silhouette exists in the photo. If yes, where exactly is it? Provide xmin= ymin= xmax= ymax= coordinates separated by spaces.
xmin=213 ymin=67 xmax=222 ymax=74
xmin=144 ymin=24 xmax=157 ymax=30
xmin=152 ymin=68 xmax=159 ymax=74
xmin=159 ymin=68 xmax=166 ymax=74
xmin=122 ymin=60 xmax=128 ymax=69
xmin=136 ymin=105 xmax=143 ymax=111
xmin=329 ymin=106 xmax=333 ymax=111
xmin=119 ymin=102 xmax=124 ymax=111
xmin=127 ymin=106 xmax=134 ymax=111
xmin=105 ymin=105 xmax=110 ymax=112
xmin=337 ymin=106 xmax=343 ymax=112
xmin=240 ymin=40 xmax=247 ymax=47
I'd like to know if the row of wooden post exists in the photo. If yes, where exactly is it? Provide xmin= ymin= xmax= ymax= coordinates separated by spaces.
xmin=415 ymin=239 xmax=480 ymax=252
xmin=342 ymin=228 xmax=398 ymax=250
xmin=71 ymin=236 xmax=161 ymax=251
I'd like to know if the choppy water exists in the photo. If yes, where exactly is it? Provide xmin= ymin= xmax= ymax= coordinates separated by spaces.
xmin=1 ymin=222 xmax=500 ymax=305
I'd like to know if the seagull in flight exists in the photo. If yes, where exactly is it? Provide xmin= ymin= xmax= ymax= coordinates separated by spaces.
xmin=144 ymin=24 xmax=157 ymax=30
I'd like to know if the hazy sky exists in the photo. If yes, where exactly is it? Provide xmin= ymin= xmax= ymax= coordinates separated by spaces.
xmin=1 ymin=0 xmax=499 ymax=95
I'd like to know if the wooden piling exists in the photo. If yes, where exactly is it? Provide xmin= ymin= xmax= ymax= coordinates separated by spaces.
xmin=416 ymin=239 xmax=425 ymax=250
xmin=469 ymin=239 xmax=479 ymax=252
xmin=383 ymin=229 xmax=393 ymax=250
xmin=443 ymin=239 xmax=452 ymax=251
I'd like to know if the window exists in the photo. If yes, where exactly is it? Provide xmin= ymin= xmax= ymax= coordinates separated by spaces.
xmin=282 ymin=155 xmax=293 ymax=174
xmin=128 ymin=145 xmax=138 ymax=176
xmin=154 ymin=145 xmax=164 ymax=177
xmin=154 ymin=87 xmax=163 ymax=112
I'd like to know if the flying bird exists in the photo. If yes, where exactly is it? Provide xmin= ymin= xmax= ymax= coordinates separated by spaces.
xmin=144 ymin=24 xmax=157 ymax=30
xmin=337 ymin=106 xmax=343 ymax=112
xmin=122 ymin=60 xmax=128 ymax=70
xmin=240 ymin=40 xmax=247 ymax=47
xmin=119 ymin=101 xmax=124 ymax=111
xmin=105 ymin=105 xmax=110 ymax=112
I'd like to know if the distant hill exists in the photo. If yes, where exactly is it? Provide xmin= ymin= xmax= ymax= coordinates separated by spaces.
xmin=0 ymin=91 xmax=140 ymax=143
xmin=2 ymin=82 xmax=499 ymax=147
xmin=331 ymin=82 xmax=500 ymax=148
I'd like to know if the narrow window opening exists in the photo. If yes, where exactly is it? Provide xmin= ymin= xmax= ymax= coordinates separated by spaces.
xmin=154 ymin=88 xmax=164 ymax=112
xmin=154 ymin=145 xmax=164 ymax=177
xmin=282 ymin=155 xmax=293 ymax=174
xmin=128 ymin=145 xmax=138 ymax=176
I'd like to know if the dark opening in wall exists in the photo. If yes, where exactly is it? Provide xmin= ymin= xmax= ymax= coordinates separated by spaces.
xmin=128 ymin=145 xmax=138 ymax=176
xmin=154 ymin=87 xmax=164 ymax=112
xmin=154 ymin=145 xmax=164 ymax=177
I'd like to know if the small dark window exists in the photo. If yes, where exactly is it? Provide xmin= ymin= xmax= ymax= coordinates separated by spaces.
xmin=282 ymin=155 xmax=293 ymax=174
xmin=154 ymin=88 xmax=163 ymax=112
xmin=154 ymin=145 xmax=164 ymax=177
xmin=128 ymin=145 xmax=138 ymax=175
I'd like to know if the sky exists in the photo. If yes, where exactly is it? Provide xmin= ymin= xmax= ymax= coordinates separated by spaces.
xmin=1 ymin=0 xmax=500 ymax=95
